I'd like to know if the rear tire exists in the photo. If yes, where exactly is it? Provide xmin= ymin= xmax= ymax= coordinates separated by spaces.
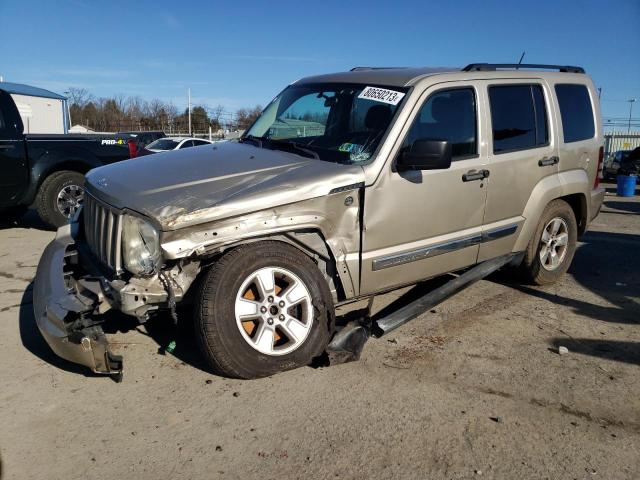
xmin=195 ymin=241 xmax=334 ymax=379
xmin=36 ymin=170 xmax=85 ymax=229
xmin=520 ymin=199 xmax=577 ymax=285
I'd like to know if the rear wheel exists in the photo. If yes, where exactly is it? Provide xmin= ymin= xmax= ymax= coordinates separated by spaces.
xmin=196 ymin=241 xmax=334 ymax=379
xmin=520 ymin=199 xmax=577 ymax=285
xmin=36 ymin=170 xmax=85 ymax=229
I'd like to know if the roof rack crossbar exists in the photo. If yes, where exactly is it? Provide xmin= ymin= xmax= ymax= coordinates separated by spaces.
xmin=462 ymin=63 xmax=585 ymax=74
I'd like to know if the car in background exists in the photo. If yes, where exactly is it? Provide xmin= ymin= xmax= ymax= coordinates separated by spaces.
xmin=118 ymin=131 xmax=166 ymax=149
xmin=0 ymin=88 xmax=138 ymax=227
xmin=146 ymin=136 xmax=212 ymax=152
xmin=603 ymin=150 xmax=631 ymax=180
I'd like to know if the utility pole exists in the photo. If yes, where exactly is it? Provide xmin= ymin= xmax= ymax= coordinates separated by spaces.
xmin=628 ymin=99 xmax=636 ymax=134
xmin=188 ymin=88 xmax=192 ymax=136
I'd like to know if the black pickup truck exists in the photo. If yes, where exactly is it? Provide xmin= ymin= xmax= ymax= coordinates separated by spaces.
xmin=0 ymin=88 xmax=138 ymax=228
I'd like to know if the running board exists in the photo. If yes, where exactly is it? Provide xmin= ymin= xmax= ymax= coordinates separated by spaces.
xmin=326 ymin=253 xmax=520 ymax=364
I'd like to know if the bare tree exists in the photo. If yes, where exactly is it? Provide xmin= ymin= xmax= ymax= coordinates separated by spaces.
xmin=67 ymin=87 xmax=92 ymax=107
xmin=64 ymin=88 xmax=259 ymax=135
xmin=235 ymin=105 xmax=262 ymax=131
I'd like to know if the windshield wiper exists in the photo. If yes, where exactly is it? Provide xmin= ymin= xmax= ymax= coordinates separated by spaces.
xmin=240 ymin=135 xmax=264 ymax=148
xmin=266 ymin=138 xmax=320 ymax=160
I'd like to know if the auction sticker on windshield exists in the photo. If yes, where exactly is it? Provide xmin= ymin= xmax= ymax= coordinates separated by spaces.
xmin=358 ymin=86 xmax=405 ymax=105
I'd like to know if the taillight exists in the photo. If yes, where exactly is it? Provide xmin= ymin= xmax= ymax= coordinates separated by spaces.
xmin=128 ymin=139 xmax=138 ymax=158
xmin=594 ymin=146 xmax=604 ymax=189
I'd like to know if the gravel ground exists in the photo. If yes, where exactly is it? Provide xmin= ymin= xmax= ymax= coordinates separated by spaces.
xmin=0 ymin=182 xmax=638 ymax=480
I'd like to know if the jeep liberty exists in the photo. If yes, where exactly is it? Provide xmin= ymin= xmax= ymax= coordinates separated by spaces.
xmin=34 ymin=63 xmax=605 ymax=380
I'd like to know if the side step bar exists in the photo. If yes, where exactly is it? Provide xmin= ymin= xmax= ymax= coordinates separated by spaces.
xmin=326 ymin=253 xmax=520 ymax=363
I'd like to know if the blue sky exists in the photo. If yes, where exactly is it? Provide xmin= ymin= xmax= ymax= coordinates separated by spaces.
xmin=1 ymin=0 xmax=638 ymax=125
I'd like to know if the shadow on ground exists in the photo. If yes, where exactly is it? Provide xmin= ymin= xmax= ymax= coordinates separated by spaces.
xmin=550 ymin=338 xmax=640 ymax=366
xmin=0 ymin=209 xmax=51 ymax=231
xmin=493 ymin=228 xmax=639 ymax=323
xmin=603 ymin=200 xmax=640 ymax=215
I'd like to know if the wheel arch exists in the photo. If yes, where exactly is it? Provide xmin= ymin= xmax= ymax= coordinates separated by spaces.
xmin=28 ymin=149 xmax=99 ymax=205
xmin=200 ymin=231 xmax=347 ymax=304
xmin=513 ymin=170 xmax=590 ymax=252
xmin=560 ymin=192 xmax=588 ymax=236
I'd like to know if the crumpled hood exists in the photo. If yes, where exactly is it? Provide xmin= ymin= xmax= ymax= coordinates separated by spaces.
xmin=85 ymin=141 xmax=364 ymax=230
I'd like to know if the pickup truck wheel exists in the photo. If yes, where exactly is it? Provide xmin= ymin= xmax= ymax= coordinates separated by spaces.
xmin=196 ymin=241 xmax=334 ymax=379
xmin=521 ymin=199 xmax=577 ymax=285
xmin=36 ymin=170 xmax=85 ymax=229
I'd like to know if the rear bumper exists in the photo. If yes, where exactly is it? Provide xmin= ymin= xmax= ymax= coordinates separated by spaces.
xmin=33 ymin=224 xmax=123 ymax=377
xmin=590 ymin=187 xmax=605 ymax=222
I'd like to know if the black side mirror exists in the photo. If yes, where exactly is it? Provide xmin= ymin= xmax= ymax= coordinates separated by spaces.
xmin=397 ymin=139 xmax=452 ymax=170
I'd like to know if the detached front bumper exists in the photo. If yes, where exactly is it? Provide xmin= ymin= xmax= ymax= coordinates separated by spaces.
xmin=33 ymin=224 xmax=123 ymax=378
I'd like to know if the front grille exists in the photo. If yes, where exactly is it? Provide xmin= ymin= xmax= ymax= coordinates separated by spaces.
xmin=83 ymin=193 xmax=123 ymax=272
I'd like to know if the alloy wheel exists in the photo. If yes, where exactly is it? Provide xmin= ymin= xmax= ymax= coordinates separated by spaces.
xmin=56 ymin=184 xmax=84 ymax=218
xmin=539 ymin=217 xmax=569 ymax=271
xmin=234 ymin=266 xmax=313 ymax=356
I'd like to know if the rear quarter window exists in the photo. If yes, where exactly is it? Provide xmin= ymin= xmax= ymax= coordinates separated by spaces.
xmin=555 ymin=84 xmax=595 ymax=143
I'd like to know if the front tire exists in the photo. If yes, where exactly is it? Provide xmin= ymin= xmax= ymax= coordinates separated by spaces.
xmin=520 ymin=199 xmax=577 ymax=285
xmin=196 ymin=241 xmax=334 ymax=379
xmin=36 ymin=170 xmax=85 ymax=229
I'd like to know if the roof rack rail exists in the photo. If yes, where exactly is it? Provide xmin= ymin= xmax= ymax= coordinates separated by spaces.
xmin=462 ymin=63 xmax=585 ymax=74
xmin=350 ymin=66 xmax=407 ymax=71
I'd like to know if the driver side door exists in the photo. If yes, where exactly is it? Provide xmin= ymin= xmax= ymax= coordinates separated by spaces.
xmin=360 ymin=83 xmax=489 ymax=295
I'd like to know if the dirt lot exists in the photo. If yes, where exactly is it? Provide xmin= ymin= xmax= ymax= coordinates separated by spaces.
xmin=0 ymin=181 xmax=638 ymax=480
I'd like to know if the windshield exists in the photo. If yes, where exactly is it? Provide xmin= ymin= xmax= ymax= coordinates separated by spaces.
xmin=244 ymin=83 xmax=408 ymax=164
xmin=148 ymin=138 xmax=179 ymax=150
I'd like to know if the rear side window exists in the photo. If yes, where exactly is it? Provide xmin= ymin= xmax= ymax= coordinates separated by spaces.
xmin=489 ymin=85 xmax=548 ymax=153
xmin=555 ymin=84 xmax=595 ymax=143
xmin=403 ymin=87 xmax=477 ymax=159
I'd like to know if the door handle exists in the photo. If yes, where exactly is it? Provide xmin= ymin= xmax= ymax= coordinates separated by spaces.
xmin=0 ymin=144 xmax=15 ymax=150
xmin=462 ymin=169 xmax=490 ymax=182
xmin=538 ymin=156 xmax=559 ymax=167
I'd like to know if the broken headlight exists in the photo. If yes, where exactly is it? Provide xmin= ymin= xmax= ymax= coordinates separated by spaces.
xmin=122 ymin=214 xmax=160 ymax=275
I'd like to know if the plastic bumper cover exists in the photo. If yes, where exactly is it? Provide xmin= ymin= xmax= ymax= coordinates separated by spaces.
xmin=33 ymin=224 xmax=123 ymax=378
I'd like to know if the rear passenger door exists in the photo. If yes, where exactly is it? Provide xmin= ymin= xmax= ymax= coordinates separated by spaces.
xmin=478 ymin=80 xmax=558 ymax=261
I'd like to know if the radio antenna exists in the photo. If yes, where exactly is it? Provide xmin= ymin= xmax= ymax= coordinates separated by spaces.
xmin=517 ymin=51 xmax=526 ymax=68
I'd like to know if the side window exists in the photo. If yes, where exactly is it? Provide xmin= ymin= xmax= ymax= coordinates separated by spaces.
xmin=0 ymin=105 xmax=5 ymax=130
xmin=489 ymin=85 xmax=548 ymax=153
xmin=180 ymin=140 xmax=194 ymax=149
xmin=403 ymin=88 xmax=477 ymax=159
xmin=555 ymin=84 xmax=595 ymax=143
xmin=194 ymin=140 xmax=209 ymax=146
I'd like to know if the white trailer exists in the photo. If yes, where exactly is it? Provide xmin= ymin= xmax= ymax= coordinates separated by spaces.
xmin=0 ymin=81 xmax=68 ymax=134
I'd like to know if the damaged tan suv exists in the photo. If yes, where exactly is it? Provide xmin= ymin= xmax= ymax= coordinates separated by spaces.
xmin=34 ymin=63 xmax=605 ymax=380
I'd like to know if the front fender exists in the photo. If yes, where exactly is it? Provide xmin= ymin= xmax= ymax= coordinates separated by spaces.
xmin=160 ymin=191 xmax=362 ymax=299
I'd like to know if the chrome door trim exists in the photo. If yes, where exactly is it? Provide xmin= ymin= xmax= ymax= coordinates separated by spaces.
xmin=371 ymin=223 xmax=518 ymax=271
xmin=372 ymin=233 xmax=481 ymax=271
xmin=481 ymin=223 xmax=518 ymax=242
